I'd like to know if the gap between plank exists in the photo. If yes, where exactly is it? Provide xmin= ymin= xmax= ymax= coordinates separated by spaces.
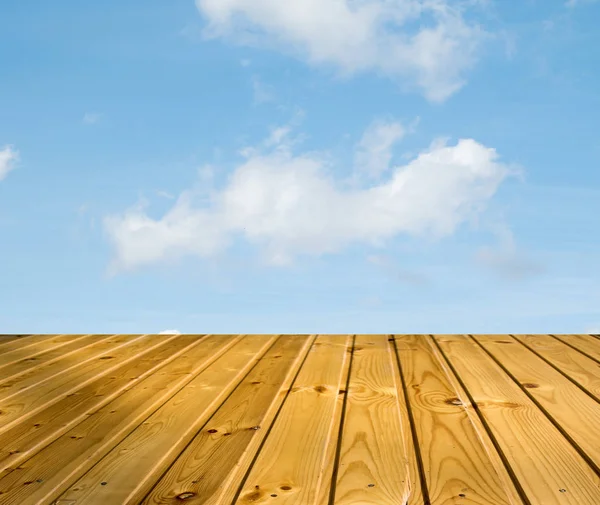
xmin=431 ymin=336 xmax=532 ymax=505
xmin=391 ymin=335 xmax=431 ymax=505
xmin=46 ymin=335 xmax=246 ymax=504
xmin=469 ymin=335 xmax=600 ymax=478
xmin=228 ymin=334 xmax=319 ymax=505
xmin=139 ymin=335 xmax=284 ymax=503
xmin=326 ymin=334 xmax=356 ymax=505
xmin=549 ymin=335 xmax=600 ymax=365
xmin=510 ymin=335 xmax=600 ymax=405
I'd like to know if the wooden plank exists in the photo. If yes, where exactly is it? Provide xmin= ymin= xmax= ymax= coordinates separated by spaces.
xmin=514 ymin=334 xmax=600 ymax=401
xmin=0 ymin=335 xmax=132 ymax=401
xmin=0 ymin=334 xmax=114 ymax=385
xmin=331 ymin=335 xmax=412 ymax=505
xmin=0 ymin=334 xmax=164 ymax=433
xmin=553 ymin=335 xmax=600 ymax=362
xmin=396 ymin=335 xmax=519 ymax=505
xmin=0 ymin=335 xmax=60 ymax=355
xmin=55 ymin=335 xmax=277 ymax=505
xmin=473 ymin=335 xmax=600 ymax=472
xmin=123 ymin=335 xmax=313 ymax=505
xmin=232 ymin=334 xmax=352 ymax=505
xmin=52 ymin=335 xmax=276 ymax=505
xmin=314 ymin=336 xmax=353 ymax=505
xmin=436 ymin=334 xmax=600 ymax=505
xmin=0 ymin=335 xmax=31 ymax=348
xmin=388 ymin=336 xmax=426 ymax=505
xmin=0 ymin=335 xmax=208 ymax=475
xmin=0 ymin=334 xmax=84 ymax=367
xmin=0 ymin=335 xmax=243 ymax=505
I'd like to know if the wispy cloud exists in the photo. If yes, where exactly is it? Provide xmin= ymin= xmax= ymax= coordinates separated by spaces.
xmin=565 ymin=0 xmax=599 ymax=7
xmin=83 ymin=112 xmax=102 ymax=125
xmin=104 ymin=118 xmax=515 ymax=273
xmin=476 ymin=224 xmax=544 ymax=281
xmin=354 ymin=119 xmax=405 ymax=180
xmin=0 ymin=145 xmax=18 ymax=181
xmin=367 ymin=254 xmax=430 ymax=286
xmin=252 ymin=76 xmax=274 ymax=104
xmin=196 ymin=0 xmax=487 ymax=102
xmin=159 ymin=329 xmax=181 ymax=335
xmin=156 ymin=190 xmax=176 ymax=200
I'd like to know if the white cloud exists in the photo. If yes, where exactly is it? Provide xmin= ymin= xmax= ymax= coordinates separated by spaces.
xmin=83 ymin=113 xmax=102 ymax=125
xmin=355 ymin=119 xmax=405 ymax=179
xmin=0 ymin=145 xmax=18 ymax=181
xmin=104 ymin=120 xmax=514 ymax=273
xmin=196 ymin=0 xmax=485 ymax=101
xmin=159 ymin=329 xmax=181 ymax=335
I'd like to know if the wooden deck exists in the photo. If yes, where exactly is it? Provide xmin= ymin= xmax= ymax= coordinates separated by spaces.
xmin=0 ymin=334 xmax=599 ymax=504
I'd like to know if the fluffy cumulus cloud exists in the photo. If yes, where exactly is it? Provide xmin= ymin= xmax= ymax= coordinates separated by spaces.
xmin=0 ymin=145 xmax=18 ymax=181
xmin=104 ymin=121 xmax=514 ymax=273
xmin=195 ymin=0 xmax=485 ymax=101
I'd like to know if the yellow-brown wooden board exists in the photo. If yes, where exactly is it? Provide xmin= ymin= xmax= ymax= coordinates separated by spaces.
xmin=0 ymin=334 xmax=598 ymax=505
xmin=553 ymin=334 xmax=600 ymax=362
xmin=435 ymin=334 xmax=600 ymax=505
xmin=513 ymin=334 xmax=600 ymax=401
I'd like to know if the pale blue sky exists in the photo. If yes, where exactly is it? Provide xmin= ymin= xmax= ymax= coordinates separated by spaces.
xmin=0 ymin=0 xmax=599 ymax=334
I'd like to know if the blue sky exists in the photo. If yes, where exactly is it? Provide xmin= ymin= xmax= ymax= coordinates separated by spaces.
xmin=0 ymin=0 xmax=599 ymax=334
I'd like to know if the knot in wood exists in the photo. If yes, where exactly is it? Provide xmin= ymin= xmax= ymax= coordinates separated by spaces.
xmin=177 ymin=492 xmax=196 ymax=500
xmin=445 ymin=397 xmax=462 ymax=406
xmin=522 ymin=383 xmax=539 ymax=389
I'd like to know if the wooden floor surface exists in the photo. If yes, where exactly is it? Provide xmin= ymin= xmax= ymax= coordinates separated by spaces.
xmin=0 ymin=334 xmax=599 ymax=504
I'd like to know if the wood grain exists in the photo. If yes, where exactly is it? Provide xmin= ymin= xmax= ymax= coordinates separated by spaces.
xmin=54 ymin=335 xmax=277 ymax=505
xmin=0 ymin=335 xmax=61 ymax=355
xmin=396 ymin=335 xmax=519 ymax=505
xmin=553 ymin=334 xmax=600 ymax=362
xmin=513 ymin=334 xmax=600 ymax=401
xmin=0 ymin=335 xmax=143 ymax=403
xmin=0 ymin=334 xmax=113 ymax=386
xmin=0 ymin=335 xmax=33 ymax=349
xmin=437 ymin=334 xmax=600 ymax=505
xmin=0 ymin=334 xmax=164 ymax=433
xmin=0 ymin=334 xmax=82 ymax=368
xmin=332 ymin=335 xmax=411 ymax=505
xmin=474 ymin=334 xmax=600 ymax=471
xmin=0 ymin=334 xmax=206 ymax=474
xmin=388 ymin=336 xmax=426 ymax=505
xmin=0 ymin=335 xmax=242 ymax=505
xmin=141 ymin=335 xmax=314 ymax=505
xmin=0 ymin=334 xmax=598 ymax=505
xmin=233 ymin=334 xmax=352 ymax=505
